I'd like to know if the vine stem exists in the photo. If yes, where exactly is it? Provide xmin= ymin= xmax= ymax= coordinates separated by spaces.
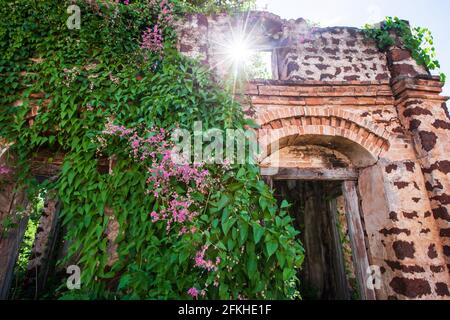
xmin=202 ymin=190 xmax=212 ymax=216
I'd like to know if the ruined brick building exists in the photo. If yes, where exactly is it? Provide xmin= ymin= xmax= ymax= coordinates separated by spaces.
xmin=1 ymin=10 xmax=449 ymax=300
xmin=176 ymin=11 xmax=450 ymax=300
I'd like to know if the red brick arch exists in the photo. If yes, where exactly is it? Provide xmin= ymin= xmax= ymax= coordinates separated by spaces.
xmin=256 ymin=107 xmax=389 ymax=138
xmin=256 ymin=108 xmax=391 ymax=162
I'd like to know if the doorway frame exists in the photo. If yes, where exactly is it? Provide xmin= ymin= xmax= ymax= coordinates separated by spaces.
xmin=263 ymin=167 xmax=377 ymax=300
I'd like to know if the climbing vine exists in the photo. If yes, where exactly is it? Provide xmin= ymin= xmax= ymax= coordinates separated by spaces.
xmin=363 ymin=16 xmax=446 ymax=83
xmin=0 ymin=0 xmax=304 ymax=299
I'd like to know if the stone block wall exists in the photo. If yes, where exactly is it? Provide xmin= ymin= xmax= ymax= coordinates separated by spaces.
xmin=245 ymin=79 xmax=450 ymax=299
xmin=175 ymin=11 xmax=428 ymax=82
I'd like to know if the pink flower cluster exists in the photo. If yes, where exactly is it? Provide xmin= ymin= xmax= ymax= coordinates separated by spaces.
xmin=158 ymin=0 xmax=174 ymax=25
xmin=103 ymin=121 xmax=221 ymax=298
xmin=187 ymin=287 xmax=206 ymax=299
xmin=103 ymin=121 xmax=210 ymax=232
xmin=146 ymin=149 xmax=209 ymax=198
xmin=103 ymin=122 xmax=134 ymax=137
xmin=187 ymin=287 xmax=199 ymax=299
xmin=141 ymin=25 xmax=163 ymax=53
xmin=145 ymin=148 xmax=209 ymax=231
xmin=150 ymin=195 xmax=198 ymax=231
xmin=194 ymin=246 xmax=221 ymax=272
xmin=187 ymin=246 xmax=221 ymax=299
xmin=104 ymin=121 xmax=168 ymax=160
xmin=140 ymin=0 xmax=174 ymax=54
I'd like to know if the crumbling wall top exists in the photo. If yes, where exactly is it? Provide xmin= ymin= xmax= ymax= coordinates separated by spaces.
xmin=176 ymin=11 xmax=429 ymax=82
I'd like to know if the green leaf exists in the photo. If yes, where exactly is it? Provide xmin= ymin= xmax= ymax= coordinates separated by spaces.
xmin=67 ymin=170 xmax=75 ymax=185
xmin=280 ymin=200 xmax=289 ymax=209
xmin=238 ymin=220 xmax=248 ymax=244
xmin=216 ymin=241 xmax=226 ymax=250
xmin=252 ymin=222 xmax=264 ymax=244
xmin=216 ymin=194 xmax=230 ymax=211
xmin=236 ymin=167 xmax=245 ymax=179
xmin=246 ymin=253 xmax=257 ymax=277
xmin=266 ymin=240 xmax=278 ymax=257
xmin=222 ymin=217 xmax=235 ymax=236
xmin=227 ymin=238 xmax=235 ymax=251
xmin=276 ymin=250 xmax=286 ymax=268
xmin=283 ymin=268 xmax=295 ymax=281
xmin=118 ymin=274 xmax=131 ymax=290
xmin=258 ymin=196 xmax=268 ymax=210
xmin=179 ymin=249 xmax=189 ymax=263
xmin=219 ymin=283 xmax=229 ymax=299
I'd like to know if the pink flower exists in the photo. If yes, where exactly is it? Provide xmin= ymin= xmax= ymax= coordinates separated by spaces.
xmin=141 ymin=25 xmax=163 ymax=53
xmin=187 ymin=287 xmax=199 ymax=299
xmin=194 ymin=246 xmax=220 ymax=272
xmin=0 ymin=165 xmax=12 ymax=175
xmin=150 ymin=211 xmax=159 ymax=221
xmin=139 ymin=0 xmax=174 ymax=55
xmin=131 ymin=139 xmax=139 ymax=148
xmin=103 ymin=122 xmax=211 ymax=233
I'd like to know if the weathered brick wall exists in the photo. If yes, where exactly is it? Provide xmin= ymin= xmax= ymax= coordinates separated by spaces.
xmin=392 ymin=77 xmax=450 ymax=279
xmin=175 ymin=12 xmax=428 ymax=82
xmin=245 ymin=79 xmax=450 ymax=299
xmin=276 ymin=26 xmax=391 ymax=82
xmin=177 ymin=11 xmax=450 ymax=300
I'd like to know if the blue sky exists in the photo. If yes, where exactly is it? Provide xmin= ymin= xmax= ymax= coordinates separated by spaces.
xmin=256 ymin=0 xmax=450 ymax=96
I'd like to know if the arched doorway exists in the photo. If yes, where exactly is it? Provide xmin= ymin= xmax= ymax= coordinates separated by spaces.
xmin=259 ymin=132 xmax=385 ymax=300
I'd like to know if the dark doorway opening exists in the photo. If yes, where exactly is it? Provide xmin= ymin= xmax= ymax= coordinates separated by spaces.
xmin=273 ymin=180 xmax=359 ymax=300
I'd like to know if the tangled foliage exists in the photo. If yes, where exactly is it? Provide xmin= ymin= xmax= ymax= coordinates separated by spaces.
xmin=0 ymin=0 xmax=304 ymax=299
xmin=363 ymin=16 xmax=446 ymax=83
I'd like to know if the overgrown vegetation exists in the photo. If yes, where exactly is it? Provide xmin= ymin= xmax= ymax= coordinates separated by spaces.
xmin=0 ymin=0 xmax=304 ymax=299
xmin=363 ymin=16 xmax=446 ymax=83
xmin=8 ymin=192 xmax=44 ymax=300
